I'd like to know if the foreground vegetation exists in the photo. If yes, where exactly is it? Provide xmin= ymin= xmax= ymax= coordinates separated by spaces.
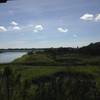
xmin=0 ymin=42 xmax=100 ymax=100
xmin=0 ymin=65 xmax=100 ymax=100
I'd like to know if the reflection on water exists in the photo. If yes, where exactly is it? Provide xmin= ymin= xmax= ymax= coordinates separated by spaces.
xmin=0 ymin=52 xmax=26 ymax=63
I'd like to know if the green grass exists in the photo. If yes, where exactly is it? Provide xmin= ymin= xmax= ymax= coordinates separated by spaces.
xmin=0 ymin=64 xmax=99 ymax=79
xmin=13 ymin=52 xmax=100 ymax=66
xmin=0 ymin=64 xmax=99 ymax=100
xmin=1 ymin=51 xmax=100 ymax=88
xmin=0 ymin=63 xmax=100 ymax=89
xmin=13 ymin=53 xmax=55 ymax=64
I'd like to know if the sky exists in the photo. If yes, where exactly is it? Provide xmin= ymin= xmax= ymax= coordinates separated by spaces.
xmin=0 ymin=0 xmax=100 ymax=48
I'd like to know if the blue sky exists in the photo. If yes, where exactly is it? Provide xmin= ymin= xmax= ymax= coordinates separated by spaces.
xmin=0 ymin=0 xmax=100 ymax=48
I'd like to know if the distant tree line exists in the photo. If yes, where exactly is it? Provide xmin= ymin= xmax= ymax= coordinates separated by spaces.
xmin=44 ymin=42 xmax=100 ymax=56
xmin=1 ymin=42 xmax=100 ymax=55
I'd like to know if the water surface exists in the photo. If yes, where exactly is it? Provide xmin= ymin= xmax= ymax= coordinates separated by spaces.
xmin=0 ymin=52 xmax=27 ymax=63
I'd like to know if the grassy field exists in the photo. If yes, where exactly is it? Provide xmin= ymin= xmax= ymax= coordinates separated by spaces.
xmin=1 ymin=51 xmax=100 ymax=86
xmin=13 ymin=52 xmax=100 ymax=66
xmin=0 ymin=64 xmax=100 ymax=86
xmin=0 ymin=50 xmax=100 ymax=100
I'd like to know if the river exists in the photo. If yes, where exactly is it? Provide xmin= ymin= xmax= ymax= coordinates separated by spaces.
xmin=0 ymin=52 xmax=27 ymax=63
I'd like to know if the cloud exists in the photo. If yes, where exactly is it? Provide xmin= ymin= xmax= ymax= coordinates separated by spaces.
xmin=57 ymin=27 xmax=68 ymax=33
xmin=11 ymin=21 xmax=18 ymax=26
xmin=80 ymin=13 xmax=100 ymax=22
xmin=0 ymin=26 xmax=7 ymax=32
xmin=80 ymin=13 xmax=94 ymax=21
xmin=33 ymin=25 xmax=44 ymax=32
xmin=95 ymin=14 xmax=100 ymax=21
xmin=33 ymin=29 xmax=38 ymax=33
xmin=13 ymin=26 xmax=21 ymax=30
xmin=7 ymin=26 xmax=21 ymax=31
xmin=9 ymin=21 xmax=21 ymax=31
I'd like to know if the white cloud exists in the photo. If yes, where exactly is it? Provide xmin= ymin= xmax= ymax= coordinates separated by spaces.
xmin=7 ymin=26 xmax=21 ymax=31
xmin=33 ymin=25 xmax=44 ymax=32
xmin=11 ymin=21 xmax=18 ymax=26
xmin=80 ymin=13 xmax=94 ymax=21
xmin=13 ymin=26 xmax=21 ymax=30
xmin=0 ymin=26 xmax=7 ymax=32
xmin=8 ymin=21 xmax=21 ymax=31
xmin=33 ymin=29 xmax=38 ymax=32
xmin=57 ymin=27 xmax=68 ymax=33
xmin=80 ymin=13 xmax=100 ymax=22
xmin=95 ymin=14 xmax=100 ymax=21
